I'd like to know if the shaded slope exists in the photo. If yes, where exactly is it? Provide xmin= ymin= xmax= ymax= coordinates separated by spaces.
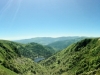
xmin=40 ymin=38 xmax=100 ymax=75
xmin=19 ymin=42 xmax=55 ymax=60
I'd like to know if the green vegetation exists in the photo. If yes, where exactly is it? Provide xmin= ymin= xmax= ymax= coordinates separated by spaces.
xmin=0 ymin=40 xmax=50 ymax=75
xmin=18 ymin=42 xmax=55 ymax=60
xmin=40 ymin=38 xmax=100 ymax=75
xmin=0 ymin=65 xmax=17 ymax=75
xmin=1 ymin=38 xmax=100 ymax=75
xmin=47 ymin=37 xmax=85 ymax=51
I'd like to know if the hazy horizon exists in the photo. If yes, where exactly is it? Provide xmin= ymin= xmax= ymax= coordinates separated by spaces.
xmin=0 ymin=36 xmax=99 ymax=40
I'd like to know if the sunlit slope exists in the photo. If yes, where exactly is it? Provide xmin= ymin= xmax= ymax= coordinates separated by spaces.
xmin=0 ymin=40 xmax=48 ymax=75
xmin=40 ymin=38 xmax=100 ymax=75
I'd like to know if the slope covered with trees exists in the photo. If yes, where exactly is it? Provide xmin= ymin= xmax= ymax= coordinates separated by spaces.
xmin=40 ymin=38 xmax=100 ymax=75
xmin=0 ymin=40 xmax=50 ymax=75
xmin=18 ymin=42 xmax=55 ymax=60
xmin=47 ymin=37 xmax=85 ymax=52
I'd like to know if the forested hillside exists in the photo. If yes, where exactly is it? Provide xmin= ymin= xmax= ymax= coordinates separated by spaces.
xmin=47 ymin=37 xmax=85 ymax=51
xmin=17 ymin=42 xmax=55 ymax=60
xmin=40 ymin=38 xmax=100 ymax=75
xmin=0 ymin=40 xmax=48 ymax=75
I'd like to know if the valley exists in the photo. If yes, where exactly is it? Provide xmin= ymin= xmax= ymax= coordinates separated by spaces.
xmin=0 ymin=0 xmax=99 ymax=75
xmin=0 ymin=37 xmax=100 ymax=75
xmin=34 ymin=56 xmax=45 ymax=62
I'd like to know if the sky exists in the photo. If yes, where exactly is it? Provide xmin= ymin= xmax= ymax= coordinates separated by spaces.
xmin=0 ymin=0 xmax=100 ymax=40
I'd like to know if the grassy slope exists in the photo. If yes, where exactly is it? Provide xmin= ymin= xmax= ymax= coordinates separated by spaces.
xmin=40 ymin=38 xmax=100 ymax=75
xmin=0 ymin=40 xmax=20 ymax=75
xmin=0 ymin=40 xmax=48 ymax=75
xmin=0 ymin=65 xmax=17 ymax=75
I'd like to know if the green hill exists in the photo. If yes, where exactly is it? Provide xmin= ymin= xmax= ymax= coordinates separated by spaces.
xmin=0 ymin=40 xmax=19 ymax=75
xmin=20 ymin=42 xmax=55 ymax=60
xmin=40 ymin=38 xmax=100 ymax=75
xmin=47 ymin=37 xmax=85 ymax=52
xmin=0 ymin=40 xmax=48 ymax=75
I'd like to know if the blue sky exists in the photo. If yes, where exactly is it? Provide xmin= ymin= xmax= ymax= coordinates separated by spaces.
xmin=0 ymin=0 xmax=100 ymax=40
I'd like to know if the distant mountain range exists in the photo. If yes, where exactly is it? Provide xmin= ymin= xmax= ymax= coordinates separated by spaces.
xmin=15 ymin=36 xmax=86 ymax=52
xmin=14 ymin=36 xmax=86 ymax=45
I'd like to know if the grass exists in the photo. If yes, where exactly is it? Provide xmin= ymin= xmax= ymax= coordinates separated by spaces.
xmin=0 ymin=65 xmax=17 ymax=75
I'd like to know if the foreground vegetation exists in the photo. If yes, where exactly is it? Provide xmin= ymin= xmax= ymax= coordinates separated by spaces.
xmin=0 ymin=40 xmax=49 ymax=75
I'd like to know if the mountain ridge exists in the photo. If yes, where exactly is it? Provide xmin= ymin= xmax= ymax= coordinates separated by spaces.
xmin=14 ymin=36 xmax=86 ymax=45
